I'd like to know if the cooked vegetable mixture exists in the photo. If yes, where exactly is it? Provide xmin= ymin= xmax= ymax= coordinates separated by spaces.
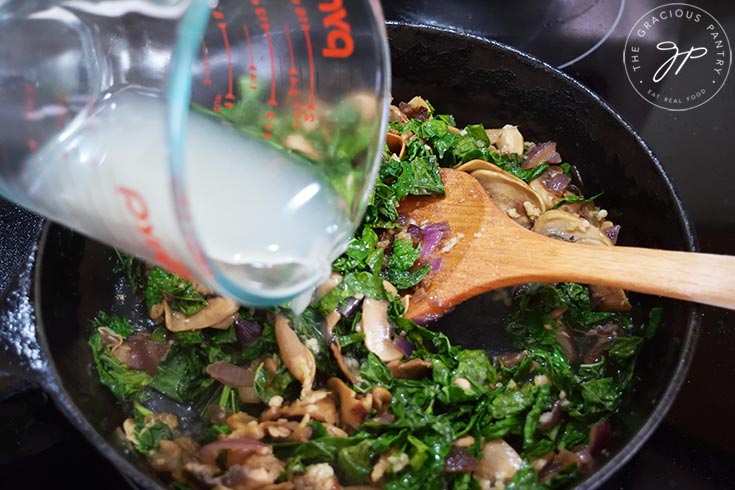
xmin=90 ymin=97 xmax=660 ymax=490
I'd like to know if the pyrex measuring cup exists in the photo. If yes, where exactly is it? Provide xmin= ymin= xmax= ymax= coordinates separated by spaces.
xmin=0 ymin=0 xmax=390 ymax=306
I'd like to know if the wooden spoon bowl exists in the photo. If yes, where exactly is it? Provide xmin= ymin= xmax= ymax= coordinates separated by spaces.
xmin=402 ymin=168 xmax=735 ymax=323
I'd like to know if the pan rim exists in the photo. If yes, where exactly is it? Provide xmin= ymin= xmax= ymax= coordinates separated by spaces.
xmin=22 ymin=21 xmax=702 ymax=490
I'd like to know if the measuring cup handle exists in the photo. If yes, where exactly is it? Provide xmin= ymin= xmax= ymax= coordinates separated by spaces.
xmin=0 ymin=215 xmax=51 ymax=388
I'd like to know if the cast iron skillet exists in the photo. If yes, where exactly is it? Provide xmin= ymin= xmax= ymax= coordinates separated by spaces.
xmin=0 ymin=23 xmax=699 ymax=490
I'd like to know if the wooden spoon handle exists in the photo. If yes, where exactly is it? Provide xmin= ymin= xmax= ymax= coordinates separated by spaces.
xmin=537 ymin=239 xmax=735 ymax=309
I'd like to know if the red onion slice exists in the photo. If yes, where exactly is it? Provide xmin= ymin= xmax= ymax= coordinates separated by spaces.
xmin=541 ymin=171 xmax=572 ymax=195
xmin=336 ymin=296 xmax=362 ymax=318
xmin=394 ymin=336 xmax=415 ymax=357
xmin=523 ymin=141 xmax=560 ymax=169
xmin=419 ymin=222 xmax=450 ymax=260
xmin=206 ymin=361 xmax=255 ymax=388
xmin=233 ymin=317 xmax=263 ymax=346
xmin=125 ymin=334 xmax=171 ymax=376
xmin=407 ymin=223 xmax=422 ymax=240
xmin=589 ymin=419 xmax=613 ymax=456
xmin=444 ymin=446 xmax=478 ymax=473
xmin=604 ymin=225 xmax=621 ymax=245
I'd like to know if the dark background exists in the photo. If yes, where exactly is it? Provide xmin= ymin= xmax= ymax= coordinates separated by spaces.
xmin=1 ymin=1 xmax=734 ymax=488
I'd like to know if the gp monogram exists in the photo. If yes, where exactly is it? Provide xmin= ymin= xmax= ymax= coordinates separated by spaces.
xmin=624 ymin=3 xmax=731 ymax=111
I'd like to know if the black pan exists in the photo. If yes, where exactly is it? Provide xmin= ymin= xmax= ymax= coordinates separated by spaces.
xmin=0 ymin=23 xmax=699 ymax=490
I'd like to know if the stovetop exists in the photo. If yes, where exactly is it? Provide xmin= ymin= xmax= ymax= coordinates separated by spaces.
xmin=2 ymin=1 xmax=734 ymax=488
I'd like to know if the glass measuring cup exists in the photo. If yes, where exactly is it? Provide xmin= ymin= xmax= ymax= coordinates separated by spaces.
xmin=0 ymin=0 xmax=390 ymax=306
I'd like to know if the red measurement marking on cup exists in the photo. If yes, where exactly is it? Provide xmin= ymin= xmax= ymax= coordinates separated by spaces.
xmin=292 ymin=101 xmax=303 ymax=130
xmin=284 ymin=24 xmax=301 ymax=130
xmin=214 ymin=10 xmax=235 ymax=109
xmin=263 ymin=110 xmax=276 ymax=139
xmin=252 ymin=3 xmax=278 ymax=106
xmin=318 ymin=0 xmax=354 ymax=58
xmin=118 ymin=186 xmax=191 ymax=279
xmin=242 ymin=24 xmax=258 ymax=91
xmin=201 ymin=40 xmax=213 ymax=86
xmin=284 ymin=25 xmax=299 ymax=94
xmin=292 ymin=1 xmax=317 ymax=123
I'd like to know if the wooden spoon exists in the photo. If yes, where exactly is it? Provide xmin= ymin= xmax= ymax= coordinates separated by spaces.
xmin=401 ymin=167 xmax=735 ymax=323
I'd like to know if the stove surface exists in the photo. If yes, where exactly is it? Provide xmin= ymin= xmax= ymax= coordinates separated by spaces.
xmin=2 ymin=1 xmax=734 ymax=488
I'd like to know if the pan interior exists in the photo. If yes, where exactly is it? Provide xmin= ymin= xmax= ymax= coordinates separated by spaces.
xmin=33 ymin=23 xmax=698 ymax=490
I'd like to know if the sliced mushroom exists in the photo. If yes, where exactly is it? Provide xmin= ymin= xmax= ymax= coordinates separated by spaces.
xmin=148 ymin=437 xmax=200 ymax=483
xmin=389 ymin=104 xmax=409 ymax=124
xmin=327 ymin=377 xmax=373 ymax=431
xmin=454 ymin=159 xmax=508 ymax=175
xmin=274 ymin=315 xmax=316 ymax=398
xmin=371 ymin=386 xmax=392 ymax=414
xmin=323 ymin=310 xmax=341 ymax=341
xmin=382 ymin=279 xmax=399 ymax=298
xmin=398 ymin=96 xmax=432 ymax=121
xmin=197 ymin=437 xmax=270 ymax=466
xmin=260 ymin=419 xmax=300 ymax=441
xmin=260 ymin=390 xmax=338 ymax=426
xmin=558 ymin=201 xmax=608 ymax=228
xmin=468 ymin=167 xmax=546 ymax=228
xmin=163 ymin=296 xmax=240 ymax=332
xmin=486 ymin=125 xmax=524 ymax=155
xmin=289 ymin=416 xmax=314 ymax=442
xmin=314 ymin=272 xmax=343 ymax=302
xmin=149 ymin=302 xmax=165 ymax=322
xmin=225 ymin=412 xmax=264 ymax=440
xmin=532 ymin=209 xmax=613 ymax=246
xmin=284 ymin=133 xmax=322 ymax=161
xmin=330 ymin=341 xmax=359 ymax=385
xmin=361 ymin=297 xmax=404 ymax=363
xmin=496 ymin=350 xmax=528 ymax=368
xmin=347 ymin=91 xmax=379 ymax=122
xmin=182 ymin=461 xmax=221 ymax=488
xmin=190 ymin=280 xmax=214 ymax=295
xmin=386 ymin=130 xmax=406 ymax=159
xmin=473 ymin=439 xmax=523 ymax=484
xmin=387 ymin=358 xmax=433 ymax=379
xmin=226 ymin=453 xmax=285 ymax=488
xmin=294 ymin=463 xmax=341 ymax=490
xmin=590 ymin=285 xmax=632 ymax=311
xmin=371 ymin=450 xmax=409 ymax=482
xmin=98 ymin=326 xmax=125 ymax=352
xmin=123 ymin=412 xmax=179 ymax=448
xmin=211 ymin=315 xmax=239 ymax=329
xmin=533 ymin=210 xmax=631 ymax=310
xmin=529 ymin=180 xmax=560 ymax=210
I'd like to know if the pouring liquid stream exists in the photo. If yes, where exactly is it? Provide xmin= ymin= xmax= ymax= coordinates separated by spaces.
xmin=16 ymin=87 xmax=350 ymax=304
